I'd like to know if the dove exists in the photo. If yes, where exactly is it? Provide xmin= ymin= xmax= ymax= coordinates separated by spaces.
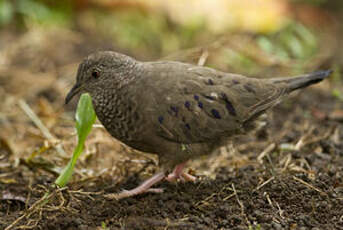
xmin=66 ymin=51 xmax=331 ymax=199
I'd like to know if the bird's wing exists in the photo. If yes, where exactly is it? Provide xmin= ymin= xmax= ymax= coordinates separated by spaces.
xmin=141 ymin=62 xmax=284 ymax=144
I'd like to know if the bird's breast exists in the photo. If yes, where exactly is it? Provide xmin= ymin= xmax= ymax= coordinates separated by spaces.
xmin=92 ymin=91 xmax=141 ymax=143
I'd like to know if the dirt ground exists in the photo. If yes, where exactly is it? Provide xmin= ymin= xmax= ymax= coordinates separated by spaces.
xmin=1 ymin=28 xmax=343 ymax=230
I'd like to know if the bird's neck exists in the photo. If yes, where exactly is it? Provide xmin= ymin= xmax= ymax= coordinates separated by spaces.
xmin=114 ymin=60 xmax=143 ymax=89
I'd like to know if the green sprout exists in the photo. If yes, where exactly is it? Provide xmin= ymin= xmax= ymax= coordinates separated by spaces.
xmin=55 ymin=93 xmax=96 ymax=187
xmin=332 ymin=89 xmax=343 ymax=102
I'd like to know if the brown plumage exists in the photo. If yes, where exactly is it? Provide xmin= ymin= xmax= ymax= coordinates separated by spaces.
xmin=66 ymin=51 xmax=331 ymax=199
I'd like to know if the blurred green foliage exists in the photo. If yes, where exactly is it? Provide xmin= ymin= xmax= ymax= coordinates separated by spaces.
xmin=290 ymin=0 xmax=328 ymax=5
xmin=0 ymin=0 xmax=334 ymax=76
xmin=0 ymin=0 xmax=13 ymax=26
xmin=221 ymin=49 xmax=261 ymax=75
xmin=332 ymin=89 xmax=343 ymax=102
xmin=93 ymin=9 xmax=206 ymax=57
xmin=220 ymin=21 xmax=319 ymax=75
xmin=257 ymin=22 xmax=318 ymax=60
xmin=0 ymin=0 xmax=72 ymax=27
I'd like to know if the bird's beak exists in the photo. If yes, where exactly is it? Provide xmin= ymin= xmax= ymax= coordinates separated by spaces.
xmin=65 ymin=83 xmax=82 ymax=104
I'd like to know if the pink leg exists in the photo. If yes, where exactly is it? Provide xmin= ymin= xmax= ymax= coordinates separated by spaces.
xmin=105 ymin=172 xmax=165 ymax=200
xmin=166 ymin=162 xmax=196 ymax=182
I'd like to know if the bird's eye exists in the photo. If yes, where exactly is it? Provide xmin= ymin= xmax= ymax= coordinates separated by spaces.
xmin=92 ymin=70 xmax=100 ymax=79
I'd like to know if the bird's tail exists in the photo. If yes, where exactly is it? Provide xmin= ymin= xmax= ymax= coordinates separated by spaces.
xmin=242 ymin=70 xmax=331 ymax=126
xmin=270 ymin=70 xmax=332 ymax=93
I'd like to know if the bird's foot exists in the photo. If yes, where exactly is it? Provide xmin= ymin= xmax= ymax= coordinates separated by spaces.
xmin=165 ymin=162 xmax=196 ymax=182
xmin=104 ymin=162 xmax=195 ymax=200
xmin=104 ymin=172 xmax=165 ymax=200
xmin=166 ymin=172 xmax=196 ymax=182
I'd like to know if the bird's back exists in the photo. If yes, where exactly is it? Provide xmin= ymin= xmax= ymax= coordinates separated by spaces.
xmin=134 ymin=61 xmax=284 ymax=147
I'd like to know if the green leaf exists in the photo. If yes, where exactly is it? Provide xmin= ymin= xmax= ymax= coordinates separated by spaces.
xmin=257 ymin=36 xmax=274 ymax=54
xmin=332 ymin=89 xmax=343 ymax=102
xmin=55 ymin=93 xmax=96 ymax=187
xmin=75 ymin=93 xmax=97 ymax=143
xmin=0 ymin=0 xmax=13 ymax=26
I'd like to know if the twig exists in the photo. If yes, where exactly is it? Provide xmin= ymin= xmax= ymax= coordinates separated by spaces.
xmin=281 ymin=154 xmax=292 ymax=172
xmin=266 ymin=153 xmax=276 ymax=176
xmin=295 ymin=126 xmax=333 ymax=151
xmin=275 ymin=201 xmax=285 ymax=219
xmin=293 ymin=176 xmax=327 ymax=196
xmin=223 ymin=193 xmax=235 ymax=201
xmin=18 ymin=99 xmax=68 ymax=158
xmin=294 ymin=136 xmax=305 ymax=151
xmin=257 ymin=143 xmax=276 ymax=163
xmin=92 ymin=124 xmax=104 ymax=128
xmin=197 ymin=50 xmax=209 ymax=66
xmin=232 ymin=184 xmax=251 ymax=227
xmin=69 ymin=189 xmax=103 ymax=201
xmin=264 ymin=192 xmax=274 ymax=209
xmin=301 ymin=127 xmax=334 ymax=148
xmin=253 ymin=176 xmax=275 ymax=192
xmin=5 ymin=187 xmax=67 ymax=230
xmin=332 ymin=127 xmax=340 ymax=145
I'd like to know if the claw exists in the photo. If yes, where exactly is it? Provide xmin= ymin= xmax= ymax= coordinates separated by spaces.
xmin=105 ymin=171 xmax=166 ymax=200
xmin=166 ymin=162 xmax=196 ymax=182
xmin=105 ymin=162 xmax=196 ymax=200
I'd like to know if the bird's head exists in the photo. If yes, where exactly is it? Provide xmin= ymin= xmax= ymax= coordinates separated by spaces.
xmin=65 ymin=51 xmax=138 ymax=104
